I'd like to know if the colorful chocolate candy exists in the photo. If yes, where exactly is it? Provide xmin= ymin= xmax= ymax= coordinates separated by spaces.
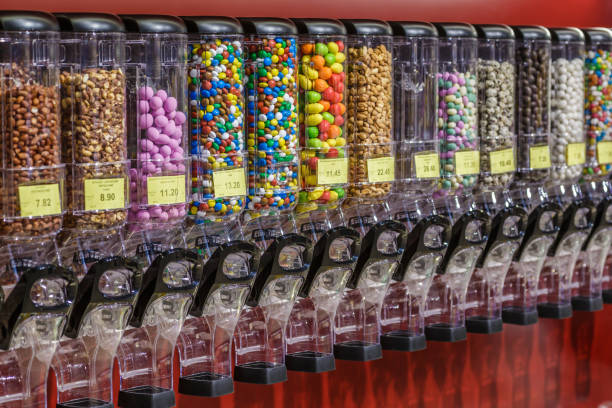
xmin=583 ymin=28 xmax=612 ymax=178
xmin=242 ymin=20 xmax=299 ymax=216
xmin=187 ymin=36 xmax=245 ymax=221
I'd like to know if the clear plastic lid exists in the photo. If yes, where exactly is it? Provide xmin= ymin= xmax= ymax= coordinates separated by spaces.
xmin=120 ymin=15 xmax=189 ymax=229
xmin=56 ymin=13 xmax=129 ymax=232
xmin=512 ymin=26 xmax=552 ymax=185
xmin=433 ymin=23 xmax=479 ymax=197
xmin=293 ymin=19 xmax=349 ymax=211
xmin=240 ymin=18 xmax=300 ymax=217
xmin=389 ymin=22 xmax=439 ymax=196
xmin=341 ymin=20 xmax=395 ymax=201
xmin=583 ymin=28 xmax=612 ymax=179
xmin=0 ymin=11 xmax=64 ymax=239
xmin=475 ymin=25 xmax=516 ymax=192
xmin=549 ymin=28 xmax=586 ymax=185
xmin=182 ymin=17 xmax=247 ymax=223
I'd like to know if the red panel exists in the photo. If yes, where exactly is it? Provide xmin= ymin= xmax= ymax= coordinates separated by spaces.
xmin=175 ymin=307 xmax=612 ymax=408
xmin=0 ymin=0 xmax=610 ymax=27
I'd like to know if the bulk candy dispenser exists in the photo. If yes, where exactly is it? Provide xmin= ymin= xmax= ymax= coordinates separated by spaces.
xmin=425 ymin=194 xmax=489 ymax=342
xmin=285 ymin=211 xmax=361 ymax=372
xmin=239 ymin=18 xmax=299 ymax=216
xmin=583 ymin=28 xmax=612 ymax=179
xmin=465 ymin=190 xmax=527 ymax=334
xmin=234 ymin=214 xmax=312 ymax=383
xmin=512 ymin=26 xmax=552 ymax=185
xmin=178 ymin=224 xmax=260 ymax=397
xmin=389 ymin=22 xmax=439 ymax=196
xmin=549 ymin=28 xmax=586 ymax=184
xmin=502 ymin=186 xmax=561 ymax=325
xmin=537 ymin=183 xmax=593 ymax=318
xmin=0 ymin=252 xmax=77 ymax=408
xmin=0 ymin=11 xmax=64 ymax=238
xmin=433 ymin=23 xmax=479 ymax=197
xmin=380 ymin=195 xmax=451 ymax=351
xmin=334 ymin=201 xmax=408 ymax=361
xmin=52 ymin=256 xmax=142 ymax=408
xmin=571 ymin=180 xmax=612 ymax=311
xmin=291 ymin=18 xmax=349 ymax=211
xmin=122 ymin=15 xmax=188 ymax=230
xmin=474 ymin=24 xmax=516 ymax=192
xmin=55 ymin=13 xmax=129 ymax=232
xmin=340 ymin=19 xmax=395 ymax=201
xmin=181 ymin=16 xmax=247 ymax=223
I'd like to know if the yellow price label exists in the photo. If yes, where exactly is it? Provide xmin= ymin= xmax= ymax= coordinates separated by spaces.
xmin=212 ymin=168 xmax=247 ymax=198
xmin=18 ymin=183 xmax=62 ymax=217
xmin=455 ymin=150 xmax=480 ymax=176
xmin=529 ymin=145 xmax=551 ymax=169
xmin=317 ymin=158 xmax=348 ymax=185
xmin=84 ymin=178 xmax=126 ymax=211
xmin=566 ymin=143 xmax=586 ymax=166
xmin=147 ymin=175 xmax=186 ymax=205
xmin=367 ymin=156 xmax=395 ymax=183
xmin=414 ymin=153 xmax=440 ymax=179
xmin=597 ymin=141 xmax=612 ymax=165
xmin=489 ymin=148 xmax=515 ymax=175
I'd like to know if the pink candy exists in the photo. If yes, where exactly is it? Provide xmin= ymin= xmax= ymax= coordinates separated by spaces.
xmin=131 ymin=86 xmax=187 ymax=226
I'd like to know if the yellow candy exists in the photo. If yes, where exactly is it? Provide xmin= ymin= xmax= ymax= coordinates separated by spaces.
xmin=305 ymin=66 xmax=318 ymax=80
xmin=271 ymin=68 xmax=279 ymax=76
xmin=306 ymin=103 xmax=324 ymax=114
xmin=329 ymin=190 xmax=339 ymax=201
xmin=270 ymin=119 xmax=278 ymax=126
xmin=327 ymin=138 xmax=337 ymax=147
xmin=308 ymin=190 xmax=323 ymax=200
xmin=208 ymin=200 xmax=215 ymax=207
xmin=334 ymin=52 xmax=346 ymax=63
xmin=306 ymin=114 xmax=323 ymax=126
xmin=335 ymin=137 xmax=346 ymax=147
xmin=272 ymin=55 xmax=279 ymax=63
xmin=330 ymin=63 xmax=343 ymax=74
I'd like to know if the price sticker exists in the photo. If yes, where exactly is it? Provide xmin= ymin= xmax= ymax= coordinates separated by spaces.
xmin=489 ymin=148 xmax=515 ymax=175
xmin=18 ymin=183 xmax=62 ymax=217
xmin=84 ymin=178 xmax=126 ymax=211
xmin=597 ymin=141 xmax=612 ymax=165
xmin=566 ymin=143 xmax=586 ymax=166
xmin=455 ymin=150 xmax=480 ymax=176
xmin=147 ymin=175 xmax=186 ymax=205
xmin=414 ymin=153 xmax=440 ymax=179
xmin=317 ymin=158 xmax=348 ymax=185
xmin=529 ymin=145 xmax=551 ymax=169
xmin=212 ymin=167 xmax=247 ymax=198
xmin=367 ymin=156 xmax=395 ymax=183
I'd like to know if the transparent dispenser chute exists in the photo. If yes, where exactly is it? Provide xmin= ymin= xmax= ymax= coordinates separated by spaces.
xmin=537 ymin=183 xmax=594 ymax=319
xmin=53 ymin=257 xmax=142 ymax=408
xmin=116 ymin=245 xmax=202 ymax=407
xmin=425 ymin=195 xmax=490 ymax=342
xmin=465 ymin=191 xmax=527 ymax=334
xmin=178 ymin=229 xmax=259 ymax=397
xmin=0 ymin=255 xmax=77 ymax=408
xmin=502 ymin=186 xmax=562 ymax=325
xmin=571 ymin=180 xmax=612 ymax=311
xmin=234 ymin=214 xmax=312 ymax=384
xmin=380 ymin=195 xmax=451 ymax=352
xmin=333 ymin=200 xmax=408 ymax=361
xmin=286 ymin=207 xmax=361 ymax=372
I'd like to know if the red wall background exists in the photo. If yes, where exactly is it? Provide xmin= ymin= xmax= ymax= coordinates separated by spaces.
xmin=5 ymin=0 xmax=610 ymax=406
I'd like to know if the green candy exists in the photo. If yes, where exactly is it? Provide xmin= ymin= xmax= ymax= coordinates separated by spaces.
xmin=324 ymin=53 xmax=336 ymax=66
xmin=308 ymin=138 xmax=323 ymax=148
xmin=315 ymin=43 xmax=328 ymax=56
xmin=321 ymin=112 xmax=334 ymax=123
xmin=334 ymin=188 xmax=345 ymax=199
xmin=306 ymin=91 xmax=321 ymax=103
xmin=307 ymin=127 xmax=319 ymax=138
xmin=299 ymin=191 xmax=308 ymax=203
xmin=337 ymin=149 xmax=345 ymax=158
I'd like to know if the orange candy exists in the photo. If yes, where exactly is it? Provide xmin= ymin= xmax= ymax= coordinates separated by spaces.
xmin=328 ymin=125 xmax=341 ymax=138
xmin=314 ymin=79 xmax=329 ymax=92
xmin=301 ymin=43 xmax=314 ymax=55
xmin=320 ymin=100 xmax=330 ymax=112
xmin=319 ymin=67 xmax=332 ymax=80
xmin=311 ymin=55 xmax=325 ymax=70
